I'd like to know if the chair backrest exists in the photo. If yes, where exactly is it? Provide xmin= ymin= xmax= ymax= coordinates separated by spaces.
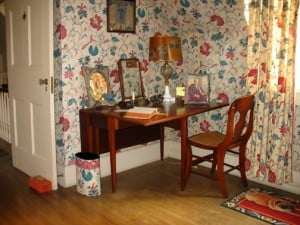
xmin=223 ymin=95 xmax=255 ymax=148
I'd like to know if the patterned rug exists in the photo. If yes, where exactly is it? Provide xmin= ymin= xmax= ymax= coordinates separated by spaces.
xmin=221 ymin=186 xmax=300 ymax=225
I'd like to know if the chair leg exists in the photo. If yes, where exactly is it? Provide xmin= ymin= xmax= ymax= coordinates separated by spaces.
xmin=217 ymin=149 xmax=228 ymax=198
xmin=211 ymin=150 xmax=217 ymax=174
xmin=184 ymin=144 xmax=192 ymax=186
xmin=239 ymin=144 xmax=248 ymax=187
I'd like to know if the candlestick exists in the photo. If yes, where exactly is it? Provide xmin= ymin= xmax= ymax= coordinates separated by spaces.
xmin=132 ymin=91 xmax=135 ymax=107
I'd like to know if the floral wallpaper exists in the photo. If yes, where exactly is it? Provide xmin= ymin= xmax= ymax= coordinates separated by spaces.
xmin=294 ymin=93 xmax=300 ymax=172
xmin=53 ymin=0 xmax=299 ymax=176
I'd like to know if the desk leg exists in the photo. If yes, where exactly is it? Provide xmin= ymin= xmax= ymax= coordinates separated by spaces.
xmin=108 ymin=116 xmax=117 ymax=193
xmin=79 ymin=110 xmax=93 ymax=152
xmin=180 ymin=117 xmax=187 ymax=191
xmin=159 ymin=125 xmax=164 ymax=160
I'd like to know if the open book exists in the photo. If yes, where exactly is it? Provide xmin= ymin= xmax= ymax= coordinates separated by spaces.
xmin=124 ymin=107 xmax=159 ymax=119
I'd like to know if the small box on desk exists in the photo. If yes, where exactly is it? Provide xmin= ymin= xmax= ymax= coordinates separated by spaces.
xmin=29 ymin=175 xmax=52 ymax=193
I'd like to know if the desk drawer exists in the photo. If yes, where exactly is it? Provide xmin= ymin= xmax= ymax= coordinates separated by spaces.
xmin=96 ymin=125 xmax=160 ymax=153
xmin=81 ymin=124 xmax=160 ymax=154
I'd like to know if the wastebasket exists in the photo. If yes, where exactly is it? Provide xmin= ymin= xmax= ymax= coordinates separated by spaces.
xmin=75 ymin=152 xmax=101 ymax=196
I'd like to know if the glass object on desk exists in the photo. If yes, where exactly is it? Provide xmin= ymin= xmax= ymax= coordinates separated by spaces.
xmin=176 ymin=86 xmax=185 ymax=104
xmin=149 ymin=36 xmax=182 ymax=103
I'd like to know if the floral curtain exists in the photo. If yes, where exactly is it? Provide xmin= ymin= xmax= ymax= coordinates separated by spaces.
xmin=246 ymin=0 xmax=299 ymax=184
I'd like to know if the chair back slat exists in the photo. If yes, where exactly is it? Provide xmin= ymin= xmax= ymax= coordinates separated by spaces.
xmin=223 ymin=95 xmax=255 ymax=147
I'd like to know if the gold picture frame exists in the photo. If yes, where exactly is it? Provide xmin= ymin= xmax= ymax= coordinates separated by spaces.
xmin=107 ymin=0 xmax=136 ymax=33
xmin=81 ymin=66 xmax=110 ymax=107
xmin=185 ymin=75 xmax=210 ymax=104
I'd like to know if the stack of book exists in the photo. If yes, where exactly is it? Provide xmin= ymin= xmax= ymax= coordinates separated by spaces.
xmin=124 ymin=107 xmax=159 ymax=119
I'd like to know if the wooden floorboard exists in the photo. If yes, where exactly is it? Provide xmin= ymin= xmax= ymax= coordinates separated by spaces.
xmin=0 ymin=145 xmax=299 ymax=225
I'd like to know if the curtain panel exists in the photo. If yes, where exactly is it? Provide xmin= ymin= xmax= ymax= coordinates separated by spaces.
xmin=246 ymin=0 xmax=299 ymax=184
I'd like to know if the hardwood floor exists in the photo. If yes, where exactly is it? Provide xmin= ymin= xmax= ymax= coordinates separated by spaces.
xmin=0 ymin=144 xmax=299 ymax=225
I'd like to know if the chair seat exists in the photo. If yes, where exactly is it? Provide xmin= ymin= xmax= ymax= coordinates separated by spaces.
xmin=188 ymin=131 xmax=225 ymax=149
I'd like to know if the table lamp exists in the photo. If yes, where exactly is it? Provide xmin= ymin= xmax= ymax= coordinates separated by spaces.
xmin=149 ymin=36 xmax=182 ymax=102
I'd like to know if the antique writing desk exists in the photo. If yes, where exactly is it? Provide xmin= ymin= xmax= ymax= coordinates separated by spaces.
xmin=79 ymin=102 xmax=228 ymax=193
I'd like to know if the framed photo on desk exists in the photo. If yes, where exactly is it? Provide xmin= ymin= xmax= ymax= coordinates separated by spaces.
xmin=185 ymin=75 xmax=209 ymax=104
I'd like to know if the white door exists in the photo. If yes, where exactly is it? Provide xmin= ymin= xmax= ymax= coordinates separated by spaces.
xmin=6 ymin=0 xmax=57 ymax=190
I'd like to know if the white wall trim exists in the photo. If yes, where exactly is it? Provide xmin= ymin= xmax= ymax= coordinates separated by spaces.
xmin=57 ymin=142 xmax=162 ymax=188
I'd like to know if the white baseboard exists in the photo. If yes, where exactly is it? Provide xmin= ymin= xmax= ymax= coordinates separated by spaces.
xmin=57 ymin=162 xmax=77 ymax=188
xmin=57 ymin=142 xmax=162 ymax=188
xmin=57 ymin=140 xmax=300 ymax=195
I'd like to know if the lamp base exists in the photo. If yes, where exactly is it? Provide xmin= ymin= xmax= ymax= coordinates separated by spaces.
xmin=163 ymin=85 xmax=175 ymax=103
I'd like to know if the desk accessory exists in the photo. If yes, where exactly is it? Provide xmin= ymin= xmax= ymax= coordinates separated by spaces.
xmin=185 ymin=74 xmax=210 ymax=104
xmin=124 ymin=107 xmax=159 ymax=119
xmin=149 ymin=35 xmax=182 ymax=103
xmin=81 ymin=66 xmax=111 ymax=107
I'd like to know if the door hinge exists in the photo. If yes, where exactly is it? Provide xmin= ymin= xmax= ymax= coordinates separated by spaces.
xmin=51 ymin=76 xmax=54 ymax=94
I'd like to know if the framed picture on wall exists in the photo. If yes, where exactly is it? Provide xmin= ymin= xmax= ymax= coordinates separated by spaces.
xmin=107 ymin=0 xmax=136 ymax=33
xmin=185 ymin=75 xmax=210 ymax=104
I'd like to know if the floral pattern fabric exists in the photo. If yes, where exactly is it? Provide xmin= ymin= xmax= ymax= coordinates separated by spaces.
xmin=246 ymin=0 xmax=299 ymax=184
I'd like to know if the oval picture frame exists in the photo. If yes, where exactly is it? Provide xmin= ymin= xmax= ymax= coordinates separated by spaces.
xmin=81 ymin=66 xmax=110 ymax=107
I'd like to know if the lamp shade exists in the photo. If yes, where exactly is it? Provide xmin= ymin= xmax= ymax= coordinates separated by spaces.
xmin=149 ymin=36 xmax=182 ymax=62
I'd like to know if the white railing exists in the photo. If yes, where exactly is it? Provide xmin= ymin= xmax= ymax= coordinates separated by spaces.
xmin=0 ymin=87 xmax=10 ymax=143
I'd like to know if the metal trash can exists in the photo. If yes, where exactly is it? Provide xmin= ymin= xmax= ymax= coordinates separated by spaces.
xmin=75 ymin=152 xmax=101 ymax=196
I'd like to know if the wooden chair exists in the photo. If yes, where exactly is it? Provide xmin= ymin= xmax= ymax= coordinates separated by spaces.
xmin=186 ymin=95 xmax=255 ymax=198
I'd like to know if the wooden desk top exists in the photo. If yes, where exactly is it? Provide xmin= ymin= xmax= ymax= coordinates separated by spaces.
xmin=80 ymin=102 xmax=229 ymax=127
